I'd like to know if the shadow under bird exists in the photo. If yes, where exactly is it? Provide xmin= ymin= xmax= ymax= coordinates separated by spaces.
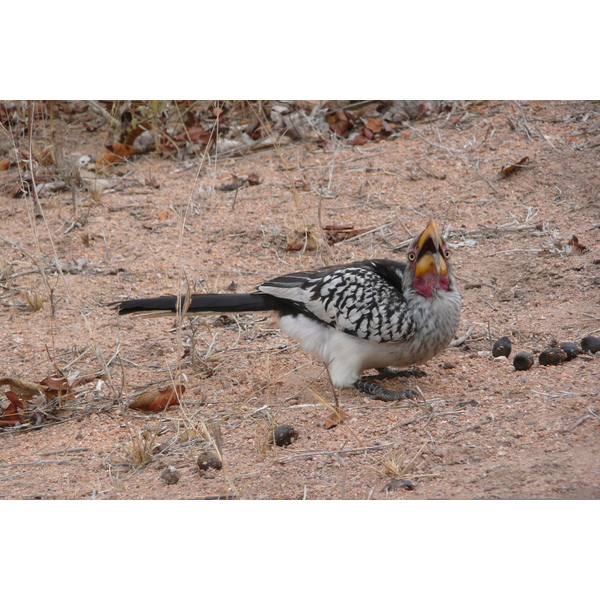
xmin=110 ymin=219 xmax=461 ymax=401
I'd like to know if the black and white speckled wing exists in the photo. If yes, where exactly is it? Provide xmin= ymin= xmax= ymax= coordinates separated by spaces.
xmin=258 ymin=259 xmax=417 ymax=343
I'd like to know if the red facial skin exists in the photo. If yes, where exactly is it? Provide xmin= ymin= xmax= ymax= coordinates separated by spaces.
xmin=408 ymin=241 xmax=451 ymax=298
xmin=412 ymin=268 xmax=450 ymax=298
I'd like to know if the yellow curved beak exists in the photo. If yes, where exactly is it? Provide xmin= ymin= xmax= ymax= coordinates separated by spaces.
xmin=414 ymin=219 xmax=447 ymax=278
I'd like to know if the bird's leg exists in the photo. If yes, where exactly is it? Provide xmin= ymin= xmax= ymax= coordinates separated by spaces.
xmin=375 ymin=366 xmax=427 ymax=380
xmin=355 ymin=378 xmax=419 ymax=402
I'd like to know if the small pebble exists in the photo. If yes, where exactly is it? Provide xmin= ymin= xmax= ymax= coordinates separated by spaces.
xmin=492 ymin=336 xmax=512 ymax=358
xmin=160 ymin=466 xmax=181 ymax=485
xmin=513 ymin=351 xmax=534 ymax=371
xmin=581 ymin=336 xmax=600 ymax=354
xmin=382 ymin=479 xmax=415 ymax=492
xmin=152 ymin=442 xmax=169 ymax=455
xmin=457 ymin=399 xmax=479 ymax=408
xmin=270 ymin=425 xmax=298 ymax=447
xmin=197 ymin=451 xmax=222 ymax=471
xmin=539 ymin=348 xmax=567 ymax=366
xmin=559 ymin=342 xmax=579 ymax=361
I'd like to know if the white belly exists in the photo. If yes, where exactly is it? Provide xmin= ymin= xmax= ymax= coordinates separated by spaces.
xmin=277 ymin=288 xmax=461 ymax=388
xmin=278 ymin=315 xmax=454 ymax=388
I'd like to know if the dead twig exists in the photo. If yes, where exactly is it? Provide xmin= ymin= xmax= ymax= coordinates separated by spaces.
xmin=407 ymin=123 xmax=503 ymax=196
xmin=0 ymin=458 xmax=84 ymax=468
xmin=38 ymin=447 xmax=91 ymax=456
xmin=560 ymin=408 xmax=600 ymax=433
xmin=332 ymin=221 xmax=395 ymax=246
xmin=390 ymin=409 xmax=463 ymax=430
xmin=445 ymin=416 xmax=493 ymax=437
xmin=448 ymin=324 xmax=475 ymax=347
xmin=279 ymin=443 xmax=396 ymax=462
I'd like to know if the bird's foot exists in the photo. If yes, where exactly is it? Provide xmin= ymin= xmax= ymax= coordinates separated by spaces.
xmin=375 ymin=367 xmax=427 ymax=380
xmin=355 ymin=378 xmax=420 ymax=402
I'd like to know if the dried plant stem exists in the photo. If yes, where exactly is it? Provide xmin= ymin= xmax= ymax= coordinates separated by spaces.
xmin=279 ymin=443 xmax=396 ymax=462
xmin=172 ymin=107 xmax=221 ymax=387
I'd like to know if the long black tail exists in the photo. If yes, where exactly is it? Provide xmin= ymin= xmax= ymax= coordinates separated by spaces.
xmin=110 ymin=293 xmax=278 ymax=316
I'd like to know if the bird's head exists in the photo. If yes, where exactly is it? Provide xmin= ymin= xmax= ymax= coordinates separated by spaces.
xmin=407 ymin=219 xmax=452 ymax=298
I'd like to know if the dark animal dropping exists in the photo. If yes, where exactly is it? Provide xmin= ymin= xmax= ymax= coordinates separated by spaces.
xmin=383 ymin=479 xmax=415 ymax=492
xmin=539 ymin=348 xmax=566 ymax=366
xmin=581 ymin=336 xmax=600 ymax=354
xmin=492 ymin=336 xmax=512 ymax=358
xmin=513 ymin=351 xmax=534 ymax=371
xmin=559 ymin=342 xmax=579 ymax=361
xmin=160 ymin=466 xmax=181 ymax=485
xmin=271 ymin=425 xmax=298 ymax=447
xmin=197 ymin=451 xmax=222 ymax=471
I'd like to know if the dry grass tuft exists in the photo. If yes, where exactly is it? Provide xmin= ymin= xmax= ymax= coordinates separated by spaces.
xmin=173 ymin=418 xmax=211 ymax=445
xmin=0 ymin=256 xmax=13 ymax=282
xmin=380 ymin=442 xmax=428 ymax=479
xmin=122 ymin=428 xmax=156 ymax=468
xmin=382 ymin=449 xmax=412 ymax=478
xmin=23 ymin=290 xmax=45 ymax=312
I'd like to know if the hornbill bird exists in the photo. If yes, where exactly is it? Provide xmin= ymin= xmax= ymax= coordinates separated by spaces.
xmin=110 ymin=219 xmax=461 ymax=401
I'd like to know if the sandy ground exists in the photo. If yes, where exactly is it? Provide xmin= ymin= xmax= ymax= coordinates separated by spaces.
xmin=0 ymin=100 xmax=598 ymax=500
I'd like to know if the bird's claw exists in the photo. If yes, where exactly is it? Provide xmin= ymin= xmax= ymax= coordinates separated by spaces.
xmin=376 ymin=367 xmax=427 ymax=380
xmin=355 ymin=378 xmax=420 ymax=402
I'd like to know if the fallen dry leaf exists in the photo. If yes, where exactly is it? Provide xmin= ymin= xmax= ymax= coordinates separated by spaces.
xmin=324 ymin=408 xmax=346 ymax=429
xmin=39 ymin=374 xmax=77 ymax=402
xmin=0 ymin=410 xmax=21 ymax=426
xmin=71 ymin=373 xmax=103 ymax=387
xmin=5 ymin=390 xmax=27 ymax=410
xmin=567 ymin=234 xmax=588 ymax=253
xmin=0 ymin=372 xmax=101 ymax=427
xmin=0 ymin=377 xmax=47 ymax=399
xmin=0 ymin=390 xmax=26 ymax=426
xmin=245 ymin=119 xmax=264 ymax=140
xmin=350 ymin=134 xmax=368 ymax=146
xmin=323 ymin=224 xmax=370 ymax=245
xmin=216 ymin=175 xmax=245 ymax=192
xmin=0 ymin=157 xmax=11 ymax=170
xmin=448 ymin=113 xmax=466 ymax=126
xmin=497 ymin=156 xmax=530 ymax=179
xmin=362 ymin=127 xmax=374 ymax=140
xmin=109 ymin=142 xmax=139 ymax=159
xmin=285 ymin=229 xmax=319 ymax=252
xmin=39 ymin=375 xmax=70 ymax=392
xmin=247 ymin=172 xmax=260 ymax=186
xmin=122 ymin=123 xmax=152 ymax=147
xmin=414 ymin=104 xmax=429 ymax=121
xmin=36 ymin=145 xmax=55 ymax=167
xmin=175 ymin=124 xmax=213 ymax=145
xmin=365 ymin=117 xmax=383 ymax=134
xmin=96 ymin=142 xmax=140 ymax=168
xmin=129 ymin=384 xmax=185 ymax=412
xmin=327 ymin=110 xmax=353 ymax=138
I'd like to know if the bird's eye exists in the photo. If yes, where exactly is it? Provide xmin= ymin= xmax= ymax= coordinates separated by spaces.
xmin=444 ymin=249 xmax=450 ymax=258
xmin=408 ymin=252 xmax=416 ymax=261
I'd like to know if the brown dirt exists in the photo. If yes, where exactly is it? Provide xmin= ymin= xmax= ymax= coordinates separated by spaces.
xmin=1 ymin=100 xmax=599 ymax=500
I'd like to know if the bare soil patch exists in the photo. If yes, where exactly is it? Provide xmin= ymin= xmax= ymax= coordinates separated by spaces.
xmin=1 ymin=100 xmax=598 ymax=500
